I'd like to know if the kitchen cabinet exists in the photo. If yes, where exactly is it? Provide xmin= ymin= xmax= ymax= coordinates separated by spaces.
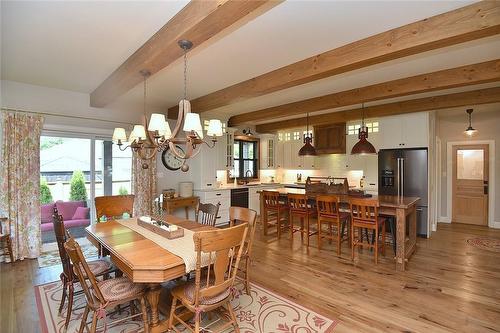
xmin=260 ymin=134 xmax=276 ymax=169
xmin=379 ymin=112 xmax=429 ymax=149
xmin=217 ymin=128 xmax=235 ymax=170
xmin=194 ymin=189 xmax=230 ymax=226
xmin=249 ymin=187 xmax=260 ymax=214
xmin=276 ymin=133 xmax=317 ymax=170
xmin=276 ymin=140 xmax=284 ymax=168
xmin=314 ymin=123 xmax=346 ymax=154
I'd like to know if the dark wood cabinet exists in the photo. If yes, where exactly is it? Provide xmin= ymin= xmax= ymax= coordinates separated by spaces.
xmin=313 ymin=123 xmax=346 ymax=154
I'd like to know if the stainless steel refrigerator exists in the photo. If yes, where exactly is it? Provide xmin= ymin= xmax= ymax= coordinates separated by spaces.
xmin=378 ymin=148 xmax=428 ymax=237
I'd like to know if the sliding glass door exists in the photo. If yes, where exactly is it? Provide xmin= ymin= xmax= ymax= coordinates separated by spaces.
xmin=40 ymin=133 xmax=131 ymax=244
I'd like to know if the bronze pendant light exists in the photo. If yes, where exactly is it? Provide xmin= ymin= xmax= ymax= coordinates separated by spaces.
xmin=351 ymin=103 xmax=377 ymax=155
xmin=464 ymin=108 xmax=478 ymax=136
xmin=298 ymin=112 xmax=317 ymax=156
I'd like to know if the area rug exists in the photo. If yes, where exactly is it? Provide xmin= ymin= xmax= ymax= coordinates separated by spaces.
xmin=38 ymin=238 xmax=98 ymax=268
xmin=466 ymin=237 xmax=500 ymax=253
xmin=35 ymin=279 xmax=338 ymax=333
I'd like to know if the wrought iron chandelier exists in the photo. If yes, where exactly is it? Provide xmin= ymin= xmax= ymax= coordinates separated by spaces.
xmin=112 ymin=40 xmax=223 ymax=172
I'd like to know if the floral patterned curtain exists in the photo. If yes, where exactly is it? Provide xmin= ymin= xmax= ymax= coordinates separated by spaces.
xmin=0 ymin=111 xmax=44 ymax=261
xmin=131 ymin=152 xmax=157 ymax=217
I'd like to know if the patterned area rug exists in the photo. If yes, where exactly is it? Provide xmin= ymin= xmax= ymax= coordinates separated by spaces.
xmin=466 ymin=237 xmax=500 ymax=253
xmin=35 ymin=279 xmax=338 ymax=332
xmin=38 ymin=238 xmax=98 ymax=268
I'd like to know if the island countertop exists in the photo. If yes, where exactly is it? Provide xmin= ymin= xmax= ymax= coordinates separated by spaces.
xmin=257 ymin=187 xmax=420 ymax=209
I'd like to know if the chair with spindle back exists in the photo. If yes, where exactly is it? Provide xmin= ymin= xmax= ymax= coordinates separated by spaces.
xmin=349 ymin=198 xmax=386 ymax=264
xmin=316 ymin=195 xmax=351 ymax=255
xmin=64 ymin=237 xmax=149 ymax=333
xmin=288 ymin=193 xmax=317 ymax=247
xmin=229 ymin=206 xmax=257 ymax=294
xmin=0 ymin=217 xmax=14 ymax=263
xmin=52 ymin=207 xmax=114 ymax=331
xmin=195 ymin=202 xmax=221 ymax=227
xmin=168 ymin=223 xmax=248 ymax=333
xmin=94 ymin=195 xmax=134 ymax=220
xmin=261 ymin=190 xmax=288 ymax=237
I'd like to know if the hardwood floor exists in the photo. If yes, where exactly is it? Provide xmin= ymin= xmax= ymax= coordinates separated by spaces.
xmin=1 ymin=223 xmax=499 ymax=333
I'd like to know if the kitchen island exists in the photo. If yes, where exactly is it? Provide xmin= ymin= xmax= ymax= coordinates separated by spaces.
xmin=259 ymin=188 xmax=419 ymax=271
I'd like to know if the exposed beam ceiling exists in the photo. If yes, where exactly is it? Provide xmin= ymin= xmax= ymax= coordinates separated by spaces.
xmin=90 ymin=0 xmax=281 ymax=108
xmin=168 ymin=1 xmax=500 ymax=118
xmin=255 ymin=86 xmax=500 ymax=132
xmin=228 ymin=59 xmax=500 ymax=126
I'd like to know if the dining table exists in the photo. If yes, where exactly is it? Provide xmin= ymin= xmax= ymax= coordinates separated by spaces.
xmin=86 ymin=215 xmax=214 ymax=333
xmin=259 ymin=188 xmax=420 ymax=271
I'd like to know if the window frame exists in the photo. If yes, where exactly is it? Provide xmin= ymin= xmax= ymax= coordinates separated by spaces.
xmin=228 ymin=135 xmax=260 ymax=181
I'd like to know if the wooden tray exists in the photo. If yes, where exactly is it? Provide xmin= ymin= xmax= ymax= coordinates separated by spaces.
xmin=138 ymin=217 xmax=184 ymax=239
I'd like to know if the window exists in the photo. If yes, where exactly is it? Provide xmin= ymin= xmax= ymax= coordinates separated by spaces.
xmin=293 ymin=131 xmax=301 ymax=140
xmin=348 ymin=122 xmax=379 ymax=135
xmin=40 ymin=134 xmax=132 ymax=244
xmin=231 ymin=139 xmax=258 ymax=179
xmin=203 ymin=120 xmax=226 ymax=133
xmin=278 ymin=133 xmax=283 ymax=141
xmin=284 ymin=132 xmax=291 ymax=141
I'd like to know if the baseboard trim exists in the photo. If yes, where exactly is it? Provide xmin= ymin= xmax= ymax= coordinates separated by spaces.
xmin=438 ymin=216 xmax=451 ymax=223
xmin=491 ymin=221 xmax=500 ymax=229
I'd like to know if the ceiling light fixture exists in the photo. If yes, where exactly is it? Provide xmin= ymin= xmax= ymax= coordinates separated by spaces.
xmin=464 ymin=108 xmax=478 ymax=137
xmin=112 ymin=40 xmax=223 ymax=171
xmin=351 ymin=103 xmax=377 ymax=155
xmin=242 ymin=128 xmax=254 ymax=136
xmin=298 ymin=112 xmax=317 ymax=156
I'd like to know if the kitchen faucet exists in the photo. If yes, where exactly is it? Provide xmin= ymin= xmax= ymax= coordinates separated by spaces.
xmin=245 ymin=170 xmax=253 ymax=178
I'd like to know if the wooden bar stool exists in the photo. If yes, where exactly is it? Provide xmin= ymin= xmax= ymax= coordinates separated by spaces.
xmin=316 ymin=195 xmax=351 ymax=255
xmin=288 ymin=193 xmax=317 ymax=247
xmin=349 ymin=198 xmax=386 ymax=264
xmin=262 ymin=190 xmax=289 ymax=238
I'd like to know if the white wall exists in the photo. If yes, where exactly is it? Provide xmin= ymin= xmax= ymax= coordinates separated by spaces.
xmin=437 ymin=105 xmax=500 ymax=226
xmin=0 ymin=80 xmax=156 ymax=134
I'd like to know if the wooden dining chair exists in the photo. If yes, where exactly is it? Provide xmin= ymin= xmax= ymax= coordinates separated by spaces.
xmin=261 ymin=190 xmax=288 ymax=237
xmin=64 ymin=237 xmax=149 ymax=333
xmin=195 ymin=201 xmax=221 ymax=227
xmin=229 ymin=206 xmax=257 ymax=295
xmin=288 ymin=193 xmax=317 ymax=247
xmin=168 ymin=223 xmax=248 ymax=333
xmin=349 ymin=198 xmax=386 ymax=264
xmin=94 ymin=194 xmax=134 ymax=220
xmin=52 ymin=207 xmax=115 ymax=331
xmin=316 ymin=195 xmax=351 ymax=255
xmin=0 ymin=217 xmax=14 ymax=263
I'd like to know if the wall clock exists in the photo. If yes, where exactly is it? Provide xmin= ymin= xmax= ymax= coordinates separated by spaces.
xmin=161 ymin=145 xmax=185 ymax=171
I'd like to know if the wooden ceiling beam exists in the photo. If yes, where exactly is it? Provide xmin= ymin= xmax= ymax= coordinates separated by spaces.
xmin=90 ymin=0 xmax=281 ymax=108
xmin=229 ymin=60 xmax=500 ymax=126
xmin=255 ymin=86 xmax=500 ymax=132
xmin=169 ymin=1 xmax=500 ymax=118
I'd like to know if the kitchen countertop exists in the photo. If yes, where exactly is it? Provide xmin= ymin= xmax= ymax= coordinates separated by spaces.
xmin=194 ymin=183 xmax=283 ymax=192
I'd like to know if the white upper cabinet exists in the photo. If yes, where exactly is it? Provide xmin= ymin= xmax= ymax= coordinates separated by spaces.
xmin=217 ymin=127 xmax=235 ymax=170
xmin=260 ymin=134 xmax=276 ymax=170
xmin=379 ymin=112 xmax=429 ymax=150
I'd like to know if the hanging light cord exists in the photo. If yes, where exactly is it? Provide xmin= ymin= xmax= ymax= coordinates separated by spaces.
xmin=143 ymin=74 xmax=147 ymax=118
xmin=183 ymin=47 xmax=188 ymax=101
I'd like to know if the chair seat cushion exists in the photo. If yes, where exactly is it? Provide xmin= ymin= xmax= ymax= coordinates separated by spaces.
xmin=98 ymin=277 xmax=145 ymax=302
xmin=87 ymin=258 xmax=113 ymax=276
xmin=181 ymin=280 xmax=231 ymax=305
